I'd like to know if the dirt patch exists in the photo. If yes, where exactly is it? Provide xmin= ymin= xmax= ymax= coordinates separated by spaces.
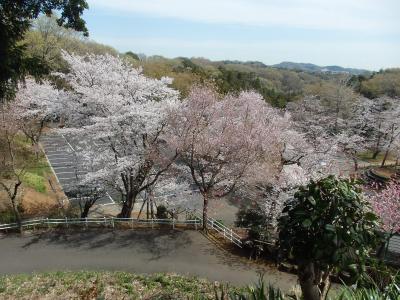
xmin=21 ymin=175 xmax=68 ymax=217
xmin=0 ymin=174 xmax=68 ymax=220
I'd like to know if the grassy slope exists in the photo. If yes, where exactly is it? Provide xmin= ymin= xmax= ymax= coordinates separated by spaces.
xmin=0 ymin=271 xmax=241 ymax=300
xmin=13 ymin=134 xmax=51 ymax=194
xmin=0 ymin=134 xmax=63 ymax=222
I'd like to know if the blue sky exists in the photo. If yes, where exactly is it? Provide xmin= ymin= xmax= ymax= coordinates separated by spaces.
xmin=85 ymin=0 xmax=400 ymax=70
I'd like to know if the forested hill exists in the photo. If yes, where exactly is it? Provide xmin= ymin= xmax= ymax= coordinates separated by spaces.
xmin=25 ymin=15 xmax=400 ymax=107
xmin=272 ymin=61 xmax=370 ymax=75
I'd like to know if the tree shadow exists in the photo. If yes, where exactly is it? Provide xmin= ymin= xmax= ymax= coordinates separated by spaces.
xmin=20 ymin=228 xmax=192 ymax=260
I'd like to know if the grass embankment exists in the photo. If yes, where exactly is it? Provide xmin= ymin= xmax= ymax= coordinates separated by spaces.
xmin=0 ymin=134 xmax=65 ymax=222
xmin=358 ymin=151 xmax=397 ymax=166
xmin=14 ymin=134 xmax=50 ymax=193
xmin=0 ymin=271 xmax=240 ymax=300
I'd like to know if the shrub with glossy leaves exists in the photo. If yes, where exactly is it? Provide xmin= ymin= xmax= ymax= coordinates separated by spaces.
xmin=278 ymin=176 xmax=380 ymax=300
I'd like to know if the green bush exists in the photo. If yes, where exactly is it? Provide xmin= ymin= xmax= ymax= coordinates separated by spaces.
xmin=338 ymin=272 xmax=400 ymax=300
xmin=0 ymin=209 xmax=17 ymax=223
xmin=156 ymin=205 xmax=168 ymax=219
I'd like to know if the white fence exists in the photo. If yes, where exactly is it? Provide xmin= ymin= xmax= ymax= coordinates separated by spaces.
xmin=197 ymin=214 xmax=243 ymax=247
xmin=0 ymin=217 xmax=201 ymax=231
xmin=0 ymin=215 xmax=244 ymax=247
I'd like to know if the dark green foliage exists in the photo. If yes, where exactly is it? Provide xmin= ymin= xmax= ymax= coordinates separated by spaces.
xmin=211 ymin=275 xmax=288 ymax=300
xmin=338 ymin=271 xmax=400 ymax=300
xmin=0 ymin=208 xmax=18 ymax=223
xmin=156 ymin=205 xmax=168 ymax=219
xmin=216 ymin=67 xmax=291 ymax=108
xmin=236 ymin=207 xmax=269 ymax=240
xmin=279 ymin=176 xmax=380 ymax=271
xmin=0 ymin=0 xmax=88 ymax=102
xmin=125 ymin=51 xmax=140 ymax=60
xmin=278 ymin=176 xmax=381 ymax=300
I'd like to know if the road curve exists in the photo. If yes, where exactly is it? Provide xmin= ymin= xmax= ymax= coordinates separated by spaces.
xmin=0 ymin=229 xmax=297 ymax=290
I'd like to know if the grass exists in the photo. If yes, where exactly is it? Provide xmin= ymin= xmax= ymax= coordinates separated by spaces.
xmin=4 ymin=134 xmax=51 ymax=193
xmin=358 ymin=151 xmax=396 ymax=165
xmin=21 ymin=172 xmax=46 ymax=193
xmin=0 ymin=271 xmax=243 ymax=299
xmin=1 ymin=134 xmax=55 ymax=222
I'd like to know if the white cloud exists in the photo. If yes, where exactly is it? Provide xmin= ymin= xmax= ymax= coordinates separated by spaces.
xmin=89 ymin=0 xmax=400 ymax=32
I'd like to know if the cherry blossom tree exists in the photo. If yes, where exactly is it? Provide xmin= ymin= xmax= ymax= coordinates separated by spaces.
xmin=369 ymin=180 xmax=400 ymax=258
xmin=14 ymin=78 xmax=66 ymax=157
xmin=335 ymin=133 xmax=365 ymax=172
xmin=312 ymin=77 xmax=357 ymax=133
xmin=379 ymin=100 xmax=400 ymax=166
xmin=359 ymin=97 xmax=400 ymax=162
xmin=234 ymin=97 xmax=341 ymax=233
xmin=167 ymin=86 xmax=289 ymax=229
xmin=370 ymin=181 xmax=400 ymax=236
xmin=150 ymin=176 xmax=200 ymax=219
xmin=55 ymin=51 xmax=179 ymax=218
xmin=286 ymin=96 xmax=341 ymax=178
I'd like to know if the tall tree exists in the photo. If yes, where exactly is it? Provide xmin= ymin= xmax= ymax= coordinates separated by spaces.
xmin=278 ymin=176 xmax=380 ymax=300
xmin=167 ymin=86 xmax=288 ymax=229
xmin=14 ymin=78 xmax=65 ymax=157
xmin=0 ymin=0 xmax=88 ymax=102
xmin=55 ymin=52 xmax=179 ymax=218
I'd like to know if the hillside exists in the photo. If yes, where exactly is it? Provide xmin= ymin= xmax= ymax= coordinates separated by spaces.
xmin=273 ymin=61 xmax=370 ymax=75
xmin=24 ymin=15 xmax=399 ymax=107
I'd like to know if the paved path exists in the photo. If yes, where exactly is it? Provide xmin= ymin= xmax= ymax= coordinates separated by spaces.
xmin=0 ymin=229 xmax=297 ymax=290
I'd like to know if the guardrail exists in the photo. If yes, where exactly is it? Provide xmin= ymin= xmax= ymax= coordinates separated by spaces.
xmin=195 ymin=213 xmax=243 ymax=248
xmin=0 ymin=214 xmax=244 ymax=248
xmin=0 ymin=217 xmax=202 ymax=231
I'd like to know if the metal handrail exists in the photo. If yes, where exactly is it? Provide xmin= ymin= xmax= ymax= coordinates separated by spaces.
xmin=194 ymin=212 xmax=243 ymax=247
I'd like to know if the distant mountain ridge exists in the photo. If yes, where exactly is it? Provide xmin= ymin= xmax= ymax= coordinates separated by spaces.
xmin=272 ymin=61 xmax=370 ymax=75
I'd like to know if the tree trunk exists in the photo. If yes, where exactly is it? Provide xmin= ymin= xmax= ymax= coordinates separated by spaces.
xmin=8 ymin=181 xmax=23 ymax=234
xmin=352 ymin=156 xmax=358 ymax=172
xmin=10 ymin=197 xmax=22 ymax=233
xmin=298 ymin=262 xmax=322 ymax=300
xmin=150 ymin=198 xmax=154 ymax=219
xmin=80 ymin=203 xmax=91 ymax=218
xmin=372 ymin=138 xmax=382 ymax=159
xmin=381 ymin=149 xmax=390 ymax=167
xmin=118 ymin=161 xmax=155 ymax=218
xmin=320 ymin=270 xmax=331 ymax=300
xmin=118 ymin=193 xmax=136 ymax=218
xmin=202 ymin=194 xmax=209 ymax=230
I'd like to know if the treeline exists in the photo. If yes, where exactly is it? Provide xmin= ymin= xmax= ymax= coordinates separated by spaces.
xmin=351 ymin=69 xmax=400 ymax=99
xmin=23 ymin=16 xmax=400 ymax=108
xmin=13 ymin=16 xmax=323 ymax=107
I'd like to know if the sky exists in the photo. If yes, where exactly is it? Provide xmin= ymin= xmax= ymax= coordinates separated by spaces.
xmin=84 ymin=0 xmax=400 ymax=71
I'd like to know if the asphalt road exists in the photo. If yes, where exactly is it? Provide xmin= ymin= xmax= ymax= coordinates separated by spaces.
xmin=0 ymin=229 xmax=297 ymax=290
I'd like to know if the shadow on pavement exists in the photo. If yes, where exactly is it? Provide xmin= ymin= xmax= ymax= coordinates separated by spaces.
xmin=21 ymin=228 xmax=192 ymax=260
